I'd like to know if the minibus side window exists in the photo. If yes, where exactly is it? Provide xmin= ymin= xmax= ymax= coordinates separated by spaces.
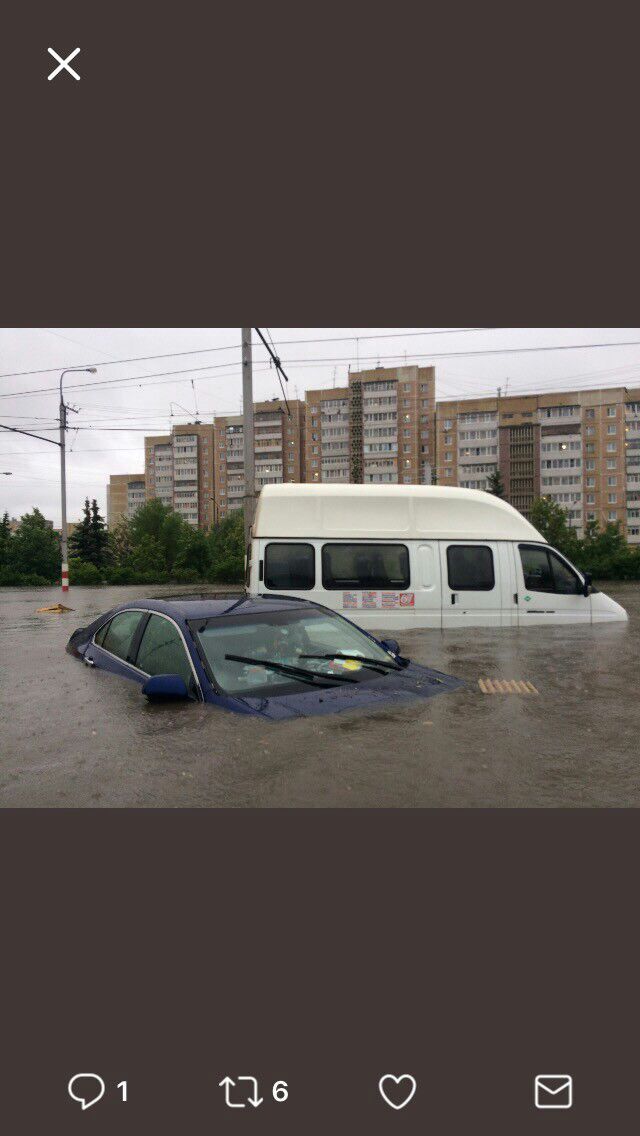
xmin=519 ymin=545 xmax=582 ymax=596
xmin=322 ymin=544 xmax=410 ymax=590
xmin=446 ymin=545 xmax=495 ymax=591
xmin=264 ymin=543 xmax=315 ymax=591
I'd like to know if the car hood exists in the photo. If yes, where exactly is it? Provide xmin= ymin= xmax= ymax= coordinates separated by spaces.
xmin=233 ymin=663 xmax=464 ymax=720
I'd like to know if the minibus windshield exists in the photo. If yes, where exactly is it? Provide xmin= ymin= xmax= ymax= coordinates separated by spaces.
xmin=191 ymin=608 xmax=397 ymax=697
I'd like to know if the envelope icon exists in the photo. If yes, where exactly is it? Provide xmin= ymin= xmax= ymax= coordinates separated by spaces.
xmin=535 ymin=1075 xmax=573 ymax=1110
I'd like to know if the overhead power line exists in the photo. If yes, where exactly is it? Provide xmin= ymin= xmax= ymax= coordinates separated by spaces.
xmin=0 ymin=328 xmax=502 ymax=385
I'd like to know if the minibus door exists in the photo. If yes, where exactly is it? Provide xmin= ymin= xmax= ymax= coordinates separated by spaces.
xmin=440 ymin=541 xmax=504 ymax=628
xmin=516 ymin=543 xmax=591 ymax=626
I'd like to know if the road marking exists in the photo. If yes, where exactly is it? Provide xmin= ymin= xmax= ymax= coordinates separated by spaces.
xmin=478 ymin=678 xmax=539 ymax=695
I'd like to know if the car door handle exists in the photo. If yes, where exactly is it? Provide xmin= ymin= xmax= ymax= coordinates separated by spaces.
xmin=84 ymin=656 xmax=96 ymax=667
xmin=451 ymin=594 xmax=458 ymax=605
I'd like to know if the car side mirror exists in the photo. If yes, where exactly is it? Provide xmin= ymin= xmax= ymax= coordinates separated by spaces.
xmin=582 ymin=571 xmax=593 ymax=598
xmin=381 ymin=638 xmax=401 ymax=656
xmin=142 ymin=674 xmax=189 ymax=700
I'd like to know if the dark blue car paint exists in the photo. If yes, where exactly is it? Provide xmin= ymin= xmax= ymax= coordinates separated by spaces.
xmin=66 ymin=596 xmax=464 ymax=720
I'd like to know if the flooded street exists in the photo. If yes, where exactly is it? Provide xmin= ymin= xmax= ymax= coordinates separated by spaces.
xmin=1 ymin=582 xmax=639 ymax=808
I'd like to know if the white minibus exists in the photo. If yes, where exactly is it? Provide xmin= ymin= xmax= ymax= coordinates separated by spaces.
xmin=246 ymin=484 xmax=628 ymax=630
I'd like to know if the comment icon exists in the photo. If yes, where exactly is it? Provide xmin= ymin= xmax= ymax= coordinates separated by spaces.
xmin=68 ymin=1073 xmax=106 ymax=1110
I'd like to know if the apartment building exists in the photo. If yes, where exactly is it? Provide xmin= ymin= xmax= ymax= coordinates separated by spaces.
xmin=106 ymin=473 xmax=147 ymax=528
xmin=213 ymin=400 xmax=306 ymax=521
xmin=304 ymin=387 xmax=351 ymax=482
xmin=145 ymin=423 xmax=216 ymax=529
xmin=436 ymin=386 xmax=640 ymax=541
xmin=305 ymin=366 xmax=436 ymax=485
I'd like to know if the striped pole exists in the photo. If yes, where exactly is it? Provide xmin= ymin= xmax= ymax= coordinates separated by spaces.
xmin=61 ymin=562 xmax=69 ymax=593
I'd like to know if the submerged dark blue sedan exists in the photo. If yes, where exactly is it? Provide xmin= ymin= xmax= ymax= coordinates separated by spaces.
xmin=66 ymin=595 xmax=463 ymax=720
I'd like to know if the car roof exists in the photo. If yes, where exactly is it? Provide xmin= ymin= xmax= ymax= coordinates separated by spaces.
xmin=115 ymin=594 xmax=314 ymax=621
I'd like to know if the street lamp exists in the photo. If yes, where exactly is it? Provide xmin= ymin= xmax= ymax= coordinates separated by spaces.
xmin=59 ymin=367 xmax=97 ymax=593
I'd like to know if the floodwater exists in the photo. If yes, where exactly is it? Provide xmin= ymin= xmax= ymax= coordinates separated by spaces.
xmin=1 ymin=582 xmax=639 ymax=808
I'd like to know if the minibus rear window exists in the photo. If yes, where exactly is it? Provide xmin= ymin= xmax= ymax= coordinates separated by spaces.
xmin=322 ymin=544 xmax=410 ymax=591
xmin=264 ymin=543 xmax=315 ymax=591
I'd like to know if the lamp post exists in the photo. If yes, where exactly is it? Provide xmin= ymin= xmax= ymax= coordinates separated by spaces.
xmin=59 ymin=367 xmax=97 ymax=592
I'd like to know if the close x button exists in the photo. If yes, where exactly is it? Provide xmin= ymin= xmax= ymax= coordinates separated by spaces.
xmin=47 ymin=47 xmax=81 ymax=81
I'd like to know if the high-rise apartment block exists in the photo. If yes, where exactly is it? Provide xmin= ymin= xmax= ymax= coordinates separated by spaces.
xmin=145 ymin=423 xmax=216 ymax=529
xmin=107 ymin=368 xmax=640 ymax=543
xmin=213 ymin=399 xmax=306 ymax=521
xmin=106 ymin=473 xmax=146 ymax=529
xmin=305 ymin=366 xmax=436 ymax=485
xmin=436 ymin=386 xmax=640 ymax=542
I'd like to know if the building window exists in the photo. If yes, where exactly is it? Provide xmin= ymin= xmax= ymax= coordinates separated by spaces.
xmin=607 ymin=406 xmax=616 ymax=417
xmin=444 ymin=420 xmax=452 ymax=430
xmin=608 ymin=511 xmax=617 ymax=521
xmin=608 ymin=476 xmax=617 ymax=487
xmin=447 ymin=545 xmax=495 ymax=592
xmin=608 ymin=493 xmax=617 ymax=504
xmin=264 ymin=543 xmax=315 ymax=591
xmin=322 ymin=544 xmax=410 ymax=590
xmin=607 ymin=443 xmax=617 ymax=453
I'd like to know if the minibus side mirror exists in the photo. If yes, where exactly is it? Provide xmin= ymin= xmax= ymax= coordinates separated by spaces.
xmin=582 ymin=571 xmax=593 ymax=598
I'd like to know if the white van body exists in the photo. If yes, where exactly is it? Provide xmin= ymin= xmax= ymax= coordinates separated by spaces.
xmin=248 ymin=485 xmax=628 ymax=630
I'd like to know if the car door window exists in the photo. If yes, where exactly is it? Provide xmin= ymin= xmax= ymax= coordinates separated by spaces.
xmin=519 ymin=545 xmax=582 ymax=595
xmin=94 ymin=620 xmax=111 ymax=647
xmin=520 ymin=546 xmax=554 ymax=592
xmin=446 ymin=545 xmax=495 ymax=591
xmin=100 ymin=611 xmax=143 ymax=661
xmin=547 ymin=550 xmax=582 ymax=595
xmin=134 ymin=614 xmax=194 ymax=687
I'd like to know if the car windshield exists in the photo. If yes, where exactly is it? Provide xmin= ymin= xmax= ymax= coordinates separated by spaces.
xmin=191 ymin=607 xmax=398 ymax=697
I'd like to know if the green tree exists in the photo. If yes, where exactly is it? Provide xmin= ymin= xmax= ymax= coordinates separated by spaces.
xmin=108 ymin=516 xmax=133 ymax=566
xmin=530 ymin=497 xmax=580 ymax=560
xmin=129 ymin=534 xmax=167 ymax=580
xmin=486 ymin=467 xmax=506 ymax=498
xmin=175 ymin=526 xmax=211 ymax=580
xmin=130 ymin=498 xmax=173 ymax=546
xmin=159 ymin=510 xmax=189 ymax=572
xmin=0 ymin=511 xmax=11 ymax=567
xmin=208 ymin=510 xmax=245 ymax=583
xmin=69 ymin=498 xmax=93 ymax=562
xmin=8 ymin=508 xmax=61 ymax=582
xmin=89 ymin=498 xmax=110 ymax=567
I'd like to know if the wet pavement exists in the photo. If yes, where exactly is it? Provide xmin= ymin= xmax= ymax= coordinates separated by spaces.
xmin=1 ymin=582 xmax=639 ymax=808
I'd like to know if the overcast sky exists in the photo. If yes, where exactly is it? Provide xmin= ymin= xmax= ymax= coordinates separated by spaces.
xmin=2 ymin=327 xmax=640 ymax=525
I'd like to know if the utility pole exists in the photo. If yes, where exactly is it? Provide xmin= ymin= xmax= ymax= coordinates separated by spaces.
xmin=242 ymin=328 xmax=255 ymax=548
xmin=59 ymin=388 xmax=69 ymax=592
xmin=59 ymin=367 xmax=96 ymax=593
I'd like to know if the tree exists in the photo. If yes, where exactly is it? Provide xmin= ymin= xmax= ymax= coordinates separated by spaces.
xmin=208 ymin=510 xmax=244 ymax=583
xmin=530 ymin=497 xmax=580 ymax=560
xmin=0 ymin=511 xmax=11 ymax=567
xmin=486 ymin=467 xmax=506 ymax=498
xmin=108 ymin=516 xmax=133 ymax=566
xmin=175 ymin=526 xmax=211 ymax=579
xmin=8 ymin=508 xmax=60 ymax=582
xmin=129 ymin=534 xmax=167 ymax=580
xmin=69 ymin=498 xmax=93 ymax=562
xmin=89 ymin=499 xmax=110 ymax=567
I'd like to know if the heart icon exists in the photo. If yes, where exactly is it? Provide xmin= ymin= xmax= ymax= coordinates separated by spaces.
xmin=378 ymin=1074 xmax=417 ymax=1111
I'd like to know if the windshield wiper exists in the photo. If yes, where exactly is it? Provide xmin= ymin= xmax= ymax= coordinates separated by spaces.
xmin=224 ymin=654 xmax=360 ymax=685
xmin=300 ymin=652 xmax=402 ymax=673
